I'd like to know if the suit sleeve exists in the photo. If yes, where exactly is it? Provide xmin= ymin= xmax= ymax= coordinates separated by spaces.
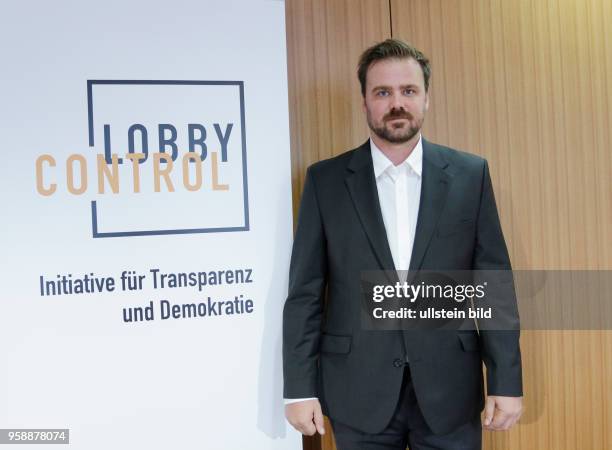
xmin=282 ymin=167 xmax=327 ymax=399
xmin=473 ymin=160 xmax=523 ymax=397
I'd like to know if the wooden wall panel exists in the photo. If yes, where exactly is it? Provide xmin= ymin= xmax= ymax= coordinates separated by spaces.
xmin=285 ymin=0 xmax=391 ymax=219
xmin=286 ymin=0 xmax=610 ymax=449
xmin=391 ymin=1 xmax=612 ymax=449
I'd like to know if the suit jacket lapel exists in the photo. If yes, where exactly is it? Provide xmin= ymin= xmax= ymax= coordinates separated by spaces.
xmin=344 ymin=139 xmax=452 ymax=273
xmin=409 ymin=139 xmax=452 ymax=271
xmin=345 ymin=141 xmax=397 ymax=273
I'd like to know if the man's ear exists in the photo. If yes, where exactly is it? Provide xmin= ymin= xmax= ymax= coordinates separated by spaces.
xmin=361 ymin=96 xmax=367 ymax=113
xmin=424 ymin=91 xmax=430 ymax=112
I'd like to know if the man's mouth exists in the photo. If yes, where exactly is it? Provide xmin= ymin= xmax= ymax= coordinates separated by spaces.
xmin=386 ymin=117 xmax=409 ymax=126
xmin=385 ymin=115 xmax=411 ymax=122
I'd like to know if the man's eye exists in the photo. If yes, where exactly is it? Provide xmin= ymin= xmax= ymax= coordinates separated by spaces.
xmin=404 ymin=89 xmax=416 ymax=95
xmin=376 ymin=90 xmax=389 ymax=97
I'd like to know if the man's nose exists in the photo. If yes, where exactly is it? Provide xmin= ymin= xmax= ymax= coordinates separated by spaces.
xmin=390 ymin=91 xmax=404 ymax=109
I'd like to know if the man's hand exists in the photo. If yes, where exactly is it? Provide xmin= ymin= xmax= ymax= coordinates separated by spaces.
xmin=483 ymin=395 xmax=523 ymax=431
xmin=285 ymin=399 xmax=326 ymax=436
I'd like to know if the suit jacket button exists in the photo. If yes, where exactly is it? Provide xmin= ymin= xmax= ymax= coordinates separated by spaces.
xmin=393 ymin=358 xmax=404 ymax=368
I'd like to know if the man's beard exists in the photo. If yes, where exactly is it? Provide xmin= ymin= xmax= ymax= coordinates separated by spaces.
xmin=367 ymin=107 xmax=423 ymax=144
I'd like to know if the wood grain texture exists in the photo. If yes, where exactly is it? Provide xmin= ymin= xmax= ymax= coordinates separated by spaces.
xmin=391 ymin=1 xmax=612 ymax=449
xmin=285 ymin=0 xmax=391 ymax=219
xmin=286 ymin=0 xmax=610 ymax=449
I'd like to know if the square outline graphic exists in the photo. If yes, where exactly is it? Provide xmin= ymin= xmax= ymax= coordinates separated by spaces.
xmin=87 ymin=80 xmax=249 ymax=238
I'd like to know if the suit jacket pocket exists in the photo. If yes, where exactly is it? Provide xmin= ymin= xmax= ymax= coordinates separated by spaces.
xmin=320 ymin=333 xmax=352 ymax=354
xmin=457 ymin=332 xmax=480 ymax=352
xmin=437 ymin=219 xmax=475 ymax=238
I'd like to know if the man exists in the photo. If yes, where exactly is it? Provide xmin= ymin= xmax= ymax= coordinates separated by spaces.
xmin=283 ymin=39 xmax=523 ymax=450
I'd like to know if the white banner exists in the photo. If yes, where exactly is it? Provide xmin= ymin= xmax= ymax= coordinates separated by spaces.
xmin=0 ymin=1 xmax=299 ymax=448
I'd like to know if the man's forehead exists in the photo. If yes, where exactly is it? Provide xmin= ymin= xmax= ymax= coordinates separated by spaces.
xmin=366 ymin=57 xmax=424 ymax=84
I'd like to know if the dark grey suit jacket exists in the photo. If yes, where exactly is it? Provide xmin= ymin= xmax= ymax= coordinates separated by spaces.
xmin=283 ymin=139 xmax=522 ymax=435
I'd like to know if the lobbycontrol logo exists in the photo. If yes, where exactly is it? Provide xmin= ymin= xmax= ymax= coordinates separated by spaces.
xmin=35 ymin=80 xmax=249 ymax=238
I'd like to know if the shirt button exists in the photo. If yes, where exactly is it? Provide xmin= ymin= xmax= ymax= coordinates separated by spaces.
xmin=393 ymin=358 xmax=404 ymax=368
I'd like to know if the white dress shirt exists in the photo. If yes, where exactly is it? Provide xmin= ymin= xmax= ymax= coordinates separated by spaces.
xmin=285 ymin=136 xmax=423 ymax=405
xmin=370 ymin=136 xmax=423 ymax=276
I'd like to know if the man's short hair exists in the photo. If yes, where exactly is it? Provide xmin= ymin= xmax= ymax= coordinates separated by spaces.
xmin=357 ymin=38 xmax=431 ymax=96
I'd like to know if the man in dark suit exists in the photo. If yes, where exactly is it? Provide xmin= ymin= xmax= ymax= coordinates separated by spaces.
xmin=283 ymin=39 xmax=523 ymax=450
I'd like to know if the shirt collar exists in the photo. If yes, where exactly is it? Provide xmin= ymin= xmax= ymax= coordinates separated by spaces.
xmin=370 ymin=135 xmax=423 ymax=179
